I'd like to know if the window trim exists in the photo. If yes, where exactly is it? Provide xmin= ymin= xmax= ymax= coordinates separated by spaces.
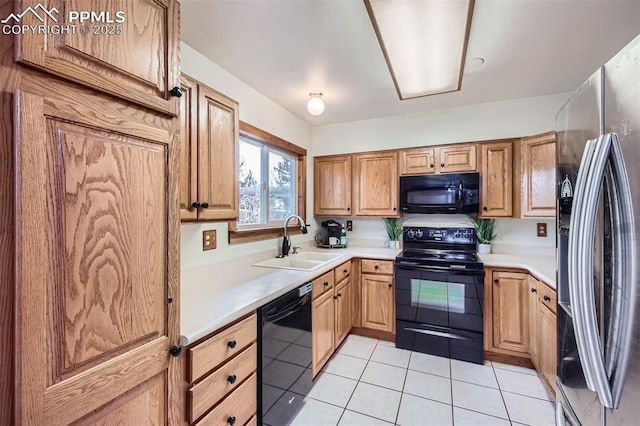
xmin=229 ymin=121 xmax=307 ymax=244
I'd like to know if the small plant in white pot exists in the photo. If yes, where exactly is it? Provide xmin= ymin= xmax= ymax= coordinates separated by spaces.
xmin=382 ymin=217 xmax=405 ymax=249
xmin=467 ymin=215 xmax=497 ymax=254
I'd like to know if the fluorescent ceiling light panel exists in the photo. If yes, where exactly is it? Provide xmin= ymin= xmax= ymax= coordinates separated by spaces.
xmin=365 ymin=0 xmax=475 ymax=99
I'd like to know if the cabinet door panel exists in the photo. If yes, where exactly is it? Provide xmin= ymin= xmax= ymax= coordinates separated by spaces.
xmin=15 ymin=88 xmax=178 ymax=424
xmin=492 ymin=271 xmax=529 ymax=353
xmin=521 ymin=132 xmax=556 ymax=217
xmin=314 ymin=156 xmax=352 ymax=215
xmin=353 ymin=152 xmax=398 ymax=216
xmin=16 ymin=0 xmax=180 ymax=115
xmin=361 ymin=274 xmax=394 ymax=332
xmin=197 ymin=85 xmax=239 ymax=220
xmin=480 ymin=141 xmax=513 ymax=217
xmin=334 ymin=278 xmax=352 ymax=347
xmin=312 ymin=291 xmax=334 ymax=376
xmin=179 ymin=74 xmax=199 ymax=220
xmin=399 ymin=148 xmax=435 ymax=175
xmin=528 ymin=277 xmax=539 ymax=367
xmin=539 ymin=304 xmax=557 ymax=393
xmin=438 ymin=145 xmax=477 ymax=173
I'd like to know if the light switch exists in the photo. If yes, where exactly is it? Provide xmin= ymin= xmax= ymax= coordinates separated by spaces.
xmin=203 ymin=230 xmax=217 ymax=251
xmin=537 ymin=223 xmax=547 ymax=238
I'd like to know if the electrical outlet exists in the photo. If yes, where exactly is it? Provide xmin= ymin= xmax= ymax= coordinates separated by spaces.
xmin=202 ymin=230 xmax=217 ymax=251
xmin=346 ymin=220 xmax=353 ymax=231
xmin=537 ymin=223 xmax=547 ymax=238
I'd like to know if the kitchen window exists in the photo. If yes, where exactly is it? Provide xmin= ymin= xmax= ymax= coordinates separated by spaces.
xmin=229 ymin=122 xmax=307 ymax=243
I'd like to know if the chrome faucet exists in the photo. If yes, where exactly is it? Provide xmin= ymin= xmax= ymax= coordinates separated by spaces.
xmin=282 ymin=214 xmax=308 ymax=256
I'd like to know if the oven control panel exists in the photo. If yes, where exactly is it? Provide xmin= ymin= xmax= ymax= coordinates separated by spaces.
xmin=403 ymin=227 xmax=475 ymax=244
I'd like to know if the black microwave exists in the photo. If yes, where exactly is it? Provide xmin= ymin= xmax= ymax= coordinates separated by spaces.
xmin=399 ymin=172 xmax=479 ymax=214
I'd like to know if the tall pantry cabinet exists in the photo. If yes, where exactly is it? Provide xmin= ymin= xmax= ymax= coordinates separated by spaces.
xmin=1 ymin=1 xmax=183 ymax=424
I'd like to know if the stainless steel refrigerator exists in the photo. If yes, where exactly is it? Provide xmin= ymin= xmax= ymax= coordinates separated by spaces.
xmin=556 ymin=34 xmax=639 ymax=425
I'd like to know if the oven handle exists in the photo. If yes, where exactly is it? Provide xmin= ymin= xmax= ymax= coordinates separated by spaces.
xmin=395 ymin=263 xmax=484 ymax=276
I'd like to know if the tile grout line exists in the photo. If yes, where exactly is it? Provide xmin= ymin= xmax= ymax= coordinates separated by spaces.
xmin=450 ymin=358 xmax=454 ymax=425
xmin=491 ymin=361 xmax=513 ymax=423
xmin=337 ymin=339 xmax=380 ymax=425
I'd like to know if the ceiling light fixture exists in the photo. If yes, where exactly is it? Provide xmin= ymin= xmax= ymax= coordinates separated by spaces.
xmin=307 ymin=91 xmax=325 ymax=116
xmin=364 ymin=0 xmax=475 ymax=99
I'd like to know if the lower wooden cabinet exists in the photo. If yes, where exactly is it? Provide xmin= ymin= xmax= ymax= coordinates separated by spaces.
xmin=187 ymin=313 xmax=257 ymax=424
xmin=360 ymin=260 xmax=395 ymax=333
xmin=538 ymin=302 xmax=557 ymax=392
xmin=528 ymin=277 xmax=539 ymax=363
xmin=490 ymin=270 xmax=530 ymax=353
xmin=312 ymin=261 xmax=353 ymax=376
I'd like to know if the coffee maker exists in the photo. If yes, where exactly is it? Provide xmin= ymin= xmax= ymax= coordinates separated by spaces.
xmin=315 ymin=220 xmax=343 ymax=247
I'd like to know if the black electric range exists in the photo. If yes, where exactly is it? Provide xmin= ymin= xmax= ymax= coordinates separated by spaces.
xmin=395 ymin=226 xmax=485 ymax=364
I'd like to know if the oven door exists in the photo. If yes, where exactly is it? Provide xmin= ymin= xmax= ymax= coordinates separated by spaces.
xmin=395 ymin=265 xmax=484 ymax=333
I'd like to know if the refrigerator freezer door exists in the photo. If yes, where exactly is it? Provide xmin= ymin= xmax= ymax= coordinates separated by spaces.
xmin=603 ymin=35 xmax=640 ymax=425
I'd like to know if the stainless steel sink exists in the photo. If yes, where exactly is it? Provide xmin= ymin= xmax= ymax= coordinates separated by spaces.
xmin=252 ymin=252 xmax=343 ymax=271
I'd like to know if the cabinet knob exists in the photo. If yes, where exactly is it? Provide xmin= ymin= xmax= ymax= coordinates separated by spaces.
xmin=170 ymin=87 xmax=183 ymax=97
xmin=347 ymin=207 xmax=351 ymax=211
xmin=192 ymin=201 xmax=201 ymax=208
xmin=544 ymin=295 xmax=551 ymax=302
xmin=343 ymin=269 xmax=348 ymax=273
xmin=441 ymin=163 xmax=445 ymax=167
xmin=333 ymin=295 xmax=338 ymax=300
xmin=393 ymin=207 xmax=397 ymax=211
xmin=531 ymin=288 xmax=537 ymax=293
xmin=430 ymin=163 xmax=435 ymax=168
xmin=493 ymin=279 xmax=499 ymax=284
xmin=167 ymin=297 xmax=173 ymax=303
xmin=324 ymin=281 xmax=329 ymax=287
xmin=482 ymin=206 xmax=488 ymax=211
xmin=227 ymin=374 xmax=237 ymax=384
xmin=227 ymin=340 xmax=237 ymax=349
xmin=337 ymin=293 xmax=342 ymax=297
xmin=388 ymin=283 xmax=393 ymax=288
xmin=201 ymin=202 xmax=209 ymax=209
xmin=227 ymin=416 xmax=236 ymax=425
xmin=169 ymin=345 xmax=182 ymax=357
xmin=374 ymin=265 xmax=379 ymax=270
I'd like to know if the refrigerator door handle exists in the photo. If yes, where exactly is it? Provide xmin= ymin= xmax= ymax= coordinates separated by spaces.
xmin=555 ymin=402 xmax=566 ymax=426
xmin=570 ymin=134 xmax=614 ymax=407
xmin=606 ymin=133 xmax=637 ymax=408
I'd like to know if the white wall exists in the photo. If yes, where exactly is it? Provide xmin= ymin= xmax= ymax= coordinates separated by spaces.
xmin=311 ymin=92 xmax=571 ymax=249
xmin=181 ymin=43 xmax=313 ymax=268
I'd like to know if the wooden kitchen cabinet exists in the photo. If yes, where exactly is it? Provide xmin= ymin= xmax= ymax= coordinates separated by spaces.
xmin=14 ymin=81 xmax=180 ymax=424
xmin=180 ymin=77 xmax=240 ymax=221
xmin=312 ymin=290 xmax=335 ymax=376
xmin=528 ymin=276 xmax=539 ymax=366
xmin=16 ymin=0 xmax=181 ymax=116
xmin=480 ymin=141 xmax=514 ymax=217
xmin=399 ymin=147 xmax=436 ymax=175
xmin=353 ymin=151 xmax=399 ymax=216
xmin=538 ymin=301 xmax=558 ymax=394
xmin=399 ymin=144 xmax=476 ymax=175
xmin=491 ymin=270 xmax=530 ymax=353
xmin=520 ymin=132 xmax=557 ymax=217
xmin=314 ymin=155 xmax=353 ymax=216
xmin=361 ymin=272 xmax=395 ymax=333
xmin=311 ymin=261 xmax=352 ymax=376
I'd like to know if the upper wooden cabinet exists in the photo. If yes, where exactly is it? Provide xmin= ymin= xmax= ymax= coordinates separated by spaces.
xmin=14 ymin=83 xmax=179 ymax=424
xmin=15 ymin=0 xmax=180 ymax=116
xmin=180 ymin=76 xmax=240 ymax=221
xmin=480 ymin=141 xmax=513 ymax=217
xmin=400 ymin=144 xmax=477 ymax=175
xmin=353 ymin=152 xmax=399 ymax=216
xmin=314 ymin=155 xmax=352 ymax=216
xmin=520 ymin=132 xmax=557 ymax=217
xmin=399 ymin=147 xmax=436 ymax=174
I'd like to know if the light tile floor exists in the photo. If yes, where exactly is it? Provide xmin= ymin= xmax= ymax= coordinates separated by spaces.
xmin=287 ymin=335 xmax=555 ymax=426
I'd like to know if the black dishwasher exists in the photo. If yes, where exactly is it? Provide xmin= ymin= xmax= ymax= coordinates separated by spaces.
xmin=258 ymin=282 xmax=313 ymax=426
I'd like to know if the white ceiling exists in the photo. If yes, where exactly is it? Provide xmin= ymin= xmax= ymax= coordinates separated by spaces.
xmin=181 ymin=0 xmax=639 ymax=126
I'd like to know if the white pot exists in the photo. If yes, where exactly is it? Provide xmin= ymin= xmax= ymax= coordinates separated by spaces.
xmin=477 ymin=243 xmax=491 ymax=254
xmin=390 ymin=240 xmax=401 ymax=250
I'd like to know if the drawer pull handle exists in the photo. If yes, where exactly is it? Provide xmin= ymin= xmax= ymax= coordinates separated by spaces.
xmin=169 ymin=345 xmax=182 ymax=357
xmin=430 ymin=163 xmax=435 ymax=168
xmin=483 ymin=206 xmax=488 ymax=211
xmin=388 ymin=283 xmax=393 ymax=288
xmin=343 ymin=269 xmax=348 ymax=273
xmin=544 ymin=295 xmax=552 ymax=302
xmin=531 ymin=288 xmax=537 ymax=293
xmin=374 ymin=265 xmax=379 ymax=270
xmin=227 ymin=416 xmax=236 ymax=425
xmin=324 ymin=282 xmax=329 ymax=287
xmin=170 ymin=86 xmax=183 ymax=97
xmin=333 ymin=295 xmax=338 ymax=300
xmin=441 ymin=163 xmax=445 ymax=167
xmin=227 ymin=374 xmax=237 ymax=384
xmin=227 ymin=340 xmax=237 ymax=349
xmin=493 ymin=279 xmax=499 ymax=284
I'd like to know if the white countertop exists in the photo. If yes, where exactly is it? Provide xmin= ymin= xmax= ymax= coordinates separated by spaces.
xmin=180 ymin=247 xmax=399 ymax=345
xmin=479 ymin=253 xmax=557 ymax=289
xmin=181 ymin=246 xmax=557 ymax=346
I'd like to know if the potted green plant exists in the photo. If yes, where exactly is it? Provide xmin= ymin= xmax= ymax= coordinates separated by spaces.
xmin=467 ymin=215 xmax=498 ymax=254
xmin=382 ymin=217 xmax=405 ymax=249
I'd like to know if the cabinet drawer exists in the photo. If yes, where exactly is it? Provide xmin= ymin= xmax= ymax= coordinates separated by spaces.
xmin=189 ymin=313 xmax=257 ymax=382
xmin=189 ymin=343 xmax=257 ymax=422
xmin=312 ymin=270 xmax=335 ymax=300
xmin=334 ymin=260 xmax=352 ymax=283
xmin=538 ymin=283 xmax=557 ymax=314
xmin=195 ymin=373 xmax=257 ymax=426
xmin=361 ymin=259 xmax=394 ymax=275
